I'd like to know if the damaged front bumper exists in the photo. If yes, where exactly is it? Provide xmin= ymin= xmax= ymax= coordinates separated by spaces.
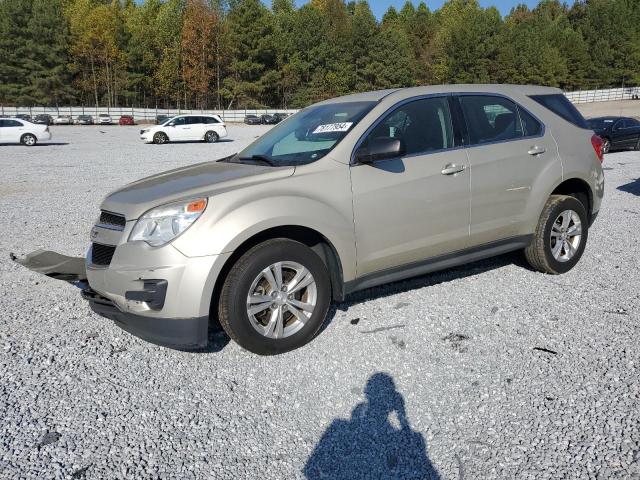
xmin=12 ymin=250 xmax=209 ymax=350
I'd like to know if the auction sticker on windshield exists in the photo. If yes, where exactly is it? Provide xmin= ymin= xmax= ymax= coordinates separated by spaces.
xmin=312 ymin=122 xmax=353 ymax=134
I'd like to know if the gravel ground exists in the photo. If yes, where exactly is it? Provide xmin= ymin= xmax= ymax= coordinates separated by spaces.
xmin=1 ymin=126 xmax=639 ymax=479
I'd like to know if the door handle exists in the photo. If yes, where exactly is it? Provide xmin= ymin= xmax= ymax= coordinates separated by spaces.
xmin=441 ymin=164 xmax=465 ymax=175
xmin=528 ymin=145 xmax=546 ymax=155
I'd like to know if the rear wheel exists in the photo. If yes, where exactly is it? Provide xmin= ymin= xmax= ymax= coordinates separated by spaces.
xmin=21 ymin=134 xmax=36 ymax=146
xmin=153 ymin=132 xmax=168 ymax=145
xmin=525 ymin=195 xmax=588 ymax=274
xmin=218 ymin=239 xmax=331 ymax=355
xmin=601 ymin=137 xmax=611 ymax=154
xmin=205 ymin=131 xmax=219 ymax=143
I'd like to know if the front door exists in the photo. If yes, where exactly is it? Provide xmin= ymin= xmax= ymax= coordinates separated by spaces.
xmin=168 ymin=116 xmax=190 ymax=140
xmin=613 ymin=118 xmax=640 ymax=149
xmin=350 ymin=96 xmax=471 ymax=276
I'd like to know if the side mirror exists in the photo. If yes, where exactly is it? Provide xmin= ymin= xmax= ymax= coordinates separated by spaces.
xmin=355 ymin=137 xmax=405 ymax=163
xmin=168 ymin=122 xmax=175 ymax=127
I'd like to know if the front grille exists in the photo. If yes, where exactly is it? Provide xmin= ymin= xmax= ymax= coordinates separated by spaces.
xmin=98 ymin=211 xmax=126 ymax=230
xmin=91 ymin=243 xmax=116 ymax=266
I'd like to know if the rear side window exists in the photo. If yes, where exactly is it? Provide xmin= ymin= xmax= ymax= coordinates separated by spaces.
xmin=186 ymin=116 xmax=202 ymax=125
xmin=363 ymin=96 xmax=455 ymax=155
xmin=518 ymin=107 xmax=542 ymax=136
xmin=3 ymin=120 xmax=22 ymax=127
xmin=459 ymin=96 xmax=523 ymax=145
xmin=529 ymin=94 xmax=588 ymax=129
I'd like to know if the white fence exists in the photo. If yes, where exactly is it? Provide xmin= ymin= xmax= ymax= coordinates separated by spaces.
xmin=3 ymin=86 xmax=640 ymax=119
xmin=565 ymin=87 xmax=640 ymax=104
xmin=0 ymin=105 xmax=299 ymax=123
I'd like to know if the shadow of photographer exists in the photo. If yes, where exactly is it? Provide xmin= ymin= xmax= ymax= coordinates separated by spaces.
xmin=304 ymin=372 xmax=440 ymax=479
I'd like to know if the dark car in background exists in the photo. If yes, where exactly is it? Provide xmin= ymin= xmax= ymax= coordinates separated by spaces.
xmin=15 ymin=114 xmax=32 ymax=122
xmin=33 ymin=114 xmax=53 ymax=126
xmin=587 ymin=116 xmax=640 ymax=153
xmin=244 ymin=114 xmax=261 ymax=125
xmin=119 ymin=115 xmax=135 ymax=126
xmin=273 ymin=112 xmax=290 ymax=122
xmin=260 ymin=114 xmax=279 ymax=125
xmin=156 ymin=115 xmax=171 ymax=124
xmin=76 ymin=115 xmax=93 ymax=125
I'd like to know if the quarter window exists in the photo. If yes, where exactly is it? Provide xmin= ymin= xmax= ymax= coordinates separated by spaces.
xmin=459 ymin=96 xmax=523 ymax=145
xmin=362 ymin=97 xmax=454 ymax=156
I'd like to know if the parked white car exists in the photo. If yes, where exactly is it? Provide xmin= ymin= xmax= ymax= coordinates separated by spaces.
xmin=0 ymin=118 xmax=51 ymax=146
xmin=140 ymin=114 xmax=227 ymax=144
xmin=53 ymin=115 xmax=73 ymax=125
xmin=97 ymin=114 xmax=113 ymax=125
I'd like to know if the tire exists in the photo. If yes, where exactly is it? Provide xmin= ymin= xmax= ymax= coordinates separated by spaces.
xmin=524 ymin=195 xmax=589 ymax=274
xmin=218 ymin=238 xmax=331 ymax=355
xmin=205 ymin=131 xmax=219 ymax=143
xmin=602 ymin=138 xmax=611 ymax=154
xmin=153 ymin=132 xmax=168 ymax=145
xmin=21 ymin=133 xmax=37 ymax=146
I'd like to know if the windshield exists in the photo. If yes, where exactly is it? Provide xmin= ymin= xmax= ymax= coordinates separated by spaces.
xmin=587 ymin=118 xmax=614 ymax=129
xmin=237 ymin=101 xmax=376 ymax=166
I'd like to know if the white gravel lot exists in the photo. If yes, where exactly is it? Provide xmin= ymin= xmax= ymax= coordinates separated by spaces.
xmin=1 ymin=125 xmax=639 ymax=479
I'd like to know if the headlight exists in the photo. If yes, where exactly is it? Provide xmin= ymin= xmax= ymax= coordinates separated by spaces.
xmin=129 ymin=198 xmax=207 ymax=247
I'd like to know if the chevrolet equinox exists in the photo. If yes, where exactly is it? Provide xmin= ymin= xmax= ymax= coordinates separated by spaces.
xmin=17 ymin=85 xmax=605 ymax=355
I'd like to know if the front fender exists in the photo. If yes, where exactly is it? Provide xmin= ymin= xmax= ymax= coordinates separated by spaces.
xmin=172 ymin=175 xmax=357 ymax=282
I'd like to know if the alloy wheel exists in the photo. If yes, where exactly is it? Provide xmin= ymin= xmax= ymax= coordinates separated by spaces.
xmin=246 ymin=261 xmax=317 ymax=339
xmin=550 ymin=209 xmax=582 ymax=262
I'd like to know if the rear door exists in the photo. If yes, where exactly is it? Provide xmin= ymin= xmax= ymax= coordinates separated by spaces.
xmin=350 ymin=95 xmax=471 ymax=276
xmin=456 ymin=94 xmax=559 ymax=245
xmin=3 ymin=119 xmax=24 ymax=143
xmin=185 ymin=116 xmax=204 ymax=140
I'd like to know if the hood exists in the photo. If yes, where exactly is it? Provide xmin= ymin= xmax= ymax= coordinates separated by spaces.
xmin=100 ymin=158 xmax=295 ymax=220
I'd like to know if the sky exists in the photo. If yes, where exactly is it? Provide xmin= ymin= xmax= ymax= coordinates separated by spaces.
xmin=271 ymin=0 xmax=545 ymax=18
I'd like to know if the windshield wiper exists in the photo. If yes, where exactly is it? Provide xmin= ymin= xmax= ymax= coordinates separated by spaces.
xmin=237 ymin=154 xmax=276 ymax=166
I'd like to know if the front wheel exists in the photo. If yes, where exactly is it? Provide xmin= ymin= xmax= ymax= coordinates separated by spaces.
xmin=525 ymin=195 xmax=588 ymax=274
xmin=218 ymin=239 xmax=331 ymax=355
xmin=602 ymin=138 xmax=611 ymax=154
xmin=21 ymin=134 xmax=37 ymax=146
xmin=153 ymin=132 xmax=168 ymax=145
xmin=204 ymin=131 xmax=219 ymax=143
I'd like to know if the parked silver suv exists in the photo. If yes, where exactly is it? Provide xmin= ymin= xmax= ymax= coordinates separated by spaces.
xmin=19 ymin=85 xmax=605 ymax=355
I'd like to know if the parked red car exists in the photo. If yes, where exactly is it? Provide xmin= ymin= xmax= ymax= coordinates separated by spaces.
xmin=119 ymin=115 xmax=135 ymax=126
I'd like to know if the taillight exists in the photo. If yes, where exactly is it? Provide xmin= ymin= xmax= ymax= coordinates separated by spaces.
xmin=591 ymin=134 xmax=604 ymax=163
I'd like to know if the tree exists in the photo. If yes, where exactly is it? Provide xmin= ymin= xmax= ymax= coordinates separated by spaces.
xmin=181 ymin=0 xmax=219 ymax=109
xmin=223 ymin=0 xmax=276 ymax=108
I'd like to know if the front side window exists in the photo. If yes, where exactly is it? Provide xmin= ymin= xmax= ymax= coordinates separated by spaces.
xmin=361 ymin=97 xmax=454 ymax=156
xmin=460 ymin=95 xmax=523 ymax=145
xmin=171 ymin=117 xmax=186 ymax=126
xmin=237 ymin=101 xmax=376 ymax=166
